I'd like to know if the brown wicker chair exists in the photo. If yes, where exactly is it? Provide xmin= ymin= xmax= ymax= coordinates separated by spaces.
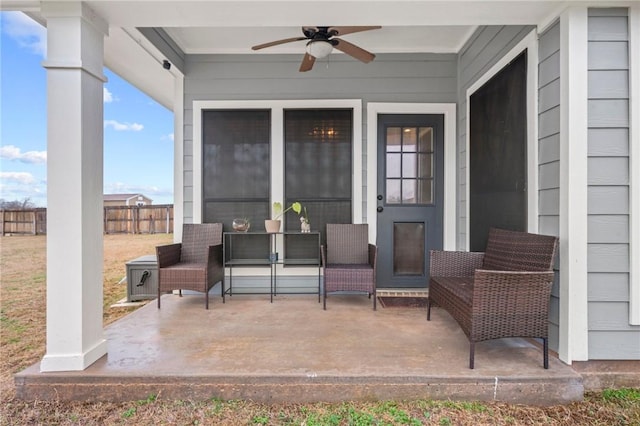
xmin=321 ymin=224 xmax=377 ymax=310
xmin=427 ymin=228 xmax=558 ymax=369
xmin=156 ymin=223 xmax=224 ymax=309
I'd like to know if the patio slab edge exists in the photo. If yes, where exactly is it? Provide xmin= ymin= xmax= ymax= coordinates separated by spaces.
xmin=15 ymin=363 xmax=583 ymax=406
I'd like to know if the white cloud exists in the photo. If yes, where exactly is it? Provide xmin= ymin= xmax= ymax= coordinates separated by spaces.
xmin=104 ymin=87 xmax=114 ymax=103
xmin=0 ymin=171 xmax=36 ymax=184
xmin=2 ymin=12 xmax=47 ymax=57
xmin=0 ymin=145 xmax=47 ymax=164
xmin=104 ymin=120 xmax=144 ymax=132
xmin=161 ymin=133 xmax=175 ymax=142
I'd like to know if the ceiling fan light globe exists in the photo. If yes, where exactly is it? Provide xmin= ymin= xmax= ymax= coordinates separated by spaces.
xmin=306 ymin=40 xmax=333 ymax=59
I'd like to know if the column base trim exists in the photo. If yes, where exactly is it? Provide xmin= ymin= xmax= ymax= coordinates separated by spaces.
xmin=40 ymin=339 xmax=107 ymax=372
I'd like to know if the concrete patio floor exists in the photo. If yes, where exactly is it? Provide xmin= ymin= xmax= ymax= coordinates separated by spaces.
xmin=15 ymin=291 xmax=633 ymax=406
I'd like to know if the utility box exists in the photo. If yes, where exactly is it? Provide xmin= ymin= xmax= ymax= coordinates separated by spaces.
xmin=126 ymin=255 xmax=158 ymax=302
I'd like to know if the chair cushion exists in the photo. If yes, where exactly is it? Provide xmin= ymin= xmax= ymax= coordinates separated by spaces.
xmin=324 ymin=264 xmax=374 ymax=293
xmin=159 ymin=263 xmax=206 ymax=289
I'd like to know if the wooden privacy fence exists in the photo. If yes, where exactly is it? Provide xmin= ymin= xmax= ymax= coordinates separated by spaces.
xmin=1 ymin=205 xmax=173 ymax=235
xmin=0 ymin=208 xmax=47 ymax=235
xmin=104 ymin=205 xmax=173 ymax=234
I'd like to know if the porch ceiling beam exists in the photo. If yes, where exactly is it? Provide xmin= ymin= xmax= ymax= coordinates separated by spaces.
xmin=34 ymin=1 xmax=569 ymax=27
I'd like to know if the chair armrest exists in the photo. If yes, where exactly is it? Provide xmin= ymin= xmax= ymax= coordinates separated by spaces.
xmin=207 ymin=244 xmax=223 ymax=269
xmin=430 ymin=250 xmax=485 ymax=277
xmin=156 ymin=243 xmax=181 ymax=268
xmin=321 ymin=244 xmax=327 ymax=269
xmin=368 ymin=244 xmax=377 ymax=268
xmin=472 ymin=269 xmax=555 ymax=308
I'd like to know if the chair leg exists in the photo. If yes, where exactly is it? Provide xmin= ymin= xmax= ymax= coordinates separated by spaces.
xmin=373 ymin=291 xmax=377 ymax=311
xmin=157 ymin=288 xmax=161 ymax=309
xmin=543 ymin=338 xmax=549 ymax=369
xmin=179 ymin=289 xmax=182 ymax=297
xmin=205 ymin=290 xmax=209 ymax=310
xmin=323 ymin=288 xmax=327 ymax=310
xmin=427 ymin=298 xmax=431 ymax=320
xmin=469 ymin=342 xmax=475 ymax=369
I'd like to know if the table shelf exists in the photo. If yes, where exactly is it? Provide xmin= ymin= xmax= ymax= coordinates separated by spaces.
xmin=223 ymin=231 xmax=321 ymax=303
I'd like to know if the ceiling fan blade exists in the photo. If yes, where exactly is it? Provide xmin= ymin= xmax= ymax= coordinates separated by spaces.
xmin=328 ymin=26 xmax=381 ymax=37
xmin=299 ymin=53 xmax=316 ymax=72
xmin=333 ymin=38 xmax=376 ymax=63
xmin=252 ymin=37 xmax=307 ymax=51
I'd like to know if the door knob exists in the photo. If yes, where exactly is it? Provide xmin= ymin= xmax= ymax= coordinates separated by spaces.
xmin=377 ymin=194 xmax=383 ymax=201
xmin=377 ymin=206 xmax=384 ymax=213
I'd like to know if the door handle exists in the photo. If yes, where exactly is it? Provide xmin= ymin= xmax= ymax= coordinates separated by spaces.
xmin=377 ymin=206 xmax=384 ymax=213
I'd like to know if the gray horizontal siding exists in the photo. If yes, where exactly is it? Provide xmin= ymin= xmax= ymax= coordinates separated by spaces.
xmin=538 ymin=21 xmax=561 ymax=352
xmin=181 ymin=52 xmax=457 ymax=225
xmin=587 ymin=7 xmax=635 ymax=358
xmin=588 ymin=331 xmax=640 ymax=359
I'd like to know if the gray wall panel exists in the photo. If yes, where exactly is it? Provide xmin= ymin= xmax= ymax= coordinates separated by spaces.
xmin=588 ymin=41 xmax=629 ymax=69
xmin=588 ymin=272 xmax=631 ymax=302
xmin=539 ymin=134 xmax=560 ymax=164
xmin=589 ymin=332 xmax=640 ymax=359
xmin=182 ymin=52 xmax=458 ymax=225
xmin=589 ymin=128 xmax=629 ymax=157
xmin=587 ymin=157 xmax=629 ymax=185
xmin=588 ymin=215 xmax=630 ymax=243
xmin=588 ymin=186 xmax=629 ymax=214
xmin=587 ymin=243 xmax=629 ymax=273
xmin=588 ymin=302 xmax=640 ymax=330
xmin=586 ymin=7 xmax=636 ymax=358
xmin=538 ymin=21 xmax=562 ymax=354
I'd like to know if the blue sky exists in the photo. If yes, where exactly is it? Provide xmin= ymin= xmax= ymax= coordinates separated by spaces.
xmin=0 ymin=11 xmax=174 ymax=207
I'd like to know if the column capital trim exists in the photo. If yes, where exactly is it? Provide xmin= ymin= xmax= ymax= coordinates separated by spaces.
xmin=41 ymin=2 xmax=108 ymax=36
xmin=41 ymin=60 xmax=107 ymax=82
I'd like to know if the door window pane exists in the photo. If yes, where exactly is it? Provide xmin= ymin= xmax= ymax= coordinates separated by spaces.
xmin=385 ymin=126 xmax=435 ymax=205
xmin=393 ymin=222 xmax=425 ymax=275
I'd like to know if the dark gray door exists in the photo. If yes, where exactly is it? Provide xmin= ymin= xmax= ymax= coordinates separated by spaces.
xmin=376 ymin=114 xmax=444 ymax=288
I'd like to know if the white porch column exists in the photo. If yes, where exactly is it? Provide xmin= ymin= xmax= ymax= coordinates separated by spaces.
xmin=558 ymin=7 xmax=590 ymax=364
xmin=40 ymin=2 xmax=109 ymax=372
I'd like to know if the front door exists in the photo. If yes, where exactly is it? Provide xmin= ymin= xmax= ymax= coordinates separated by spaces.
xmin=376 ymin=114 xmax=444 ymax=288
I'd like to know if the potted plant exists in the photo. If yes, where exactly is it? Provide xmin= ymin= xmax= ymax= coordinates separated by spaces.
xmin=265 ymin=201 xmax=302 ymax=233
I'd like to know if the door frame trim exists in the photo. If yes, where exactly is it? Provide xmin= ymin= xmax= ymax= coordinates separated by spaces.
xmin=367 ymin=103 xmax=457 ymax=250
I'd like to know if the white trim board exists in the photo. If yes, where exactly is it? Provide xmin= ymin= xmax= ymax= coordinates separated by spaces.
xmin=559 ymin=6 xmax=589 ymax=363
xmin=629 ymin=4 xmax=640 ymax=325
xmin=465 ymin=29 xmax=539 ymax=250
xmin=366 ymin=103 xmax=457 ymax=250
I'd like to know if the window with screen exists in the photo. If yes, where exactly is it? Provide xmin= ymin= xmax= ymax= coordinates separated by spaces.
xmin=202 ymin=109 xmax=270 ymax=259
xmin=284 ymin=109 xmax=353 ymax=257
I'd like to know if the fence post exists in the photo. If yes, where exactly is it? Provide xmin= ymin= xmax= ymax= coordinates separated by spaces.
xmin=1 ymin=210 xmax=4 ymax=236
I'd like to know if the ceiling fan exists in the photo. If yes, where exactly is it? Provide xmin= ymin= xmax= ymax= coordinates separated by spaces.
xmin=251 ymin=26 xmax=382 ymax=72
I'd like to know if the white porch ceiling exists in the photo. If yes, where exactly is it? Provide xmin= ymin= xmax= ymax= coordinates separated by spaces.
xmin=6 ymin=0 xmax=624 ymax=109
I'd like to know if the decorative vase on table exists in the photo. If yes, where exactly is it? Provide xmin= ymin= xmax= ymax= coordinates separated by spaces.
xmin=264 ymin=219 xmax=281 ymax=233
xmin=232 ymin=218 xmax=250 ymax=232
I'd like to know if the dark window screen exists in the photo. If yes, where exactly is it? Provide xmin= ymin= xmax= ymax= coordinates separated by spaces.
xmin=469 ymin=51 xmax=527 ymax=251
xmin=202 ymin=109 xmax=271 ymax=259
xmin=284 ymin=109 xmax=352 ymax=257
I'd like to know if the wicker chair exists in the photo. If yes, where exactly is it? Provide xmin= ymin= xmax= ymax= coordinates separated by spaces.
xmin=321 ymin=224 xmax=377 ymax=310
xmin=427 ymin=228 xmax=558 ymax=369
xmin=156 ymin=223 xmax=224 ymax=309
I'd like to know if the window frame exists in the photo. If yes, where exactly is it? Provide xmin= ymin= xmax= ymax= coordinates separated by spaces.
xmin=193 ymin=99 xmax=363 ymax=226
